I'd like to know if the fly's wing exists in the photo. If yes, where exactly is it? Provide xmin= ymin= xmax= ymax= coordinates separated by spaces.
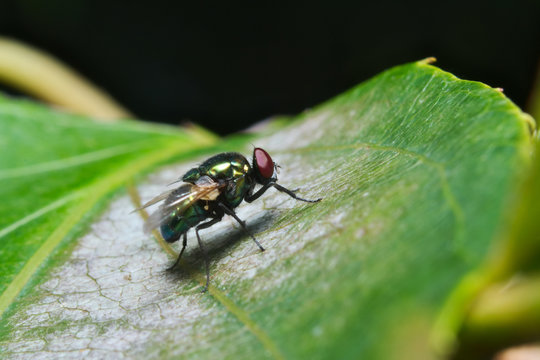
xmin=143 ymin=176 xmax=225 ymax=234
xmin=132 ymin=188 xmax=175 ymax=213
xmin=143 ymin=183 xmax=192 ymax=234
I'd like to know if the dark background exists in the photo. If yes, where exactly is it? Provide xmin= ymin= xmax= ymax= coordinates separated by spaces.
xmin=0 ymin=0 xmax=539 ymax=135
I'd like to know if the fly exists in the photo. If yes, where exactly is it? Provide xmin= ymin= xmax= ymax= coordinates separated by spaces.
xmin=138 ymin=147 xmax=321 ymax=291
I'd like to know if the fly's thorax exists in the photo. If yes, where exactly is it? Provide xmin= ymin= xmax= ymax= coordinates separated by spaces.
xmin=182 ymin=167 xmax=200 ymax=183
xmin=223 ymin=174 xmax=253 ymax=208
xmin=179 ymin=152 xmax=254 ymax=209
xmin=204 ymin=154 xmax=253 ymax=208
xmin=182 ymin=152 xmax=252 ymax=183
xmin=205 ymin=153 xmax=251 ymax=180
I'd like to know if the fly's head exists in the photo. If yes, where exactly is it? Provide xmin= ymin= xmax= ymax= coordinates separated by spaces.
xmin=252 ymin=147 xmax=277 ymax=185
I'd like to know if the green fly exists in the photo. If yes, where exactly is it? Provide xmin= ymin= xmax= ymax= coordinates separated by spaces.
xmin=139 ymin=147 xmax=321 ymax=291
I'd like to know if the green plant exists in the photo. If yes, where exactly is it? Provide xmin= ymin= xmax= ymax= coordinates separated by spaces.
xmin=0 ymin=39 xmax=538 ymax=359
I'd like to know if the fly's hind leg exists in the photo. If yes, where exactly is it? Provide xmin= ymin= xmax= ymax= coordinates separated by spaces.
xmin=195 ymin=217 xmax=222 ymax=292
xmin=168 ymin=232 xmax=187 ymax=271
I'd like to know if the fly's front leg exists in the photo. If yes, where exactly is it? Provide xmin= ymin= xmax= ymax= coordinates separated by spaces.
xmin=244 ymin=181 xmax=275 ymax=203
xmin=218 ymin=202 xmax=265 ymax=251
xmin=245 ymin=181 xmax=322 ymax=203
xmin=272 ymin=183 xmax=322 ymax=203
xmin=195 ymin=217 xmax=222 ymax=292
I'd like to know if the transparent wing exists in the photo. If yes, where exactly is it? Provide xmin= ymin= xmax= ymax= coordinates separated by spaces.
xmin=143 ymin=176 xmax=225 ymax=233
xmin=143 ymin=184 xmax=192 ymax=233
xmin=132 ymin=188 xmax=175 ymax=213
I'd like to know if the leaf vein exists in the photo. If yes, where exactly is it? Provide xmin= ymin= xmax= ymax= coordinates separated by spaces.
xmin=0 ymin=191 xmax=81 ymax=240
xmin=0 ymin=141 xmax=154 ymax=180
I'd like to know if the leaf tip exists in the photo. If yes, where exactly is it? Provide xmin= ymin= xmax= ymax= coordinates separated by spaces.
xmin=419 ymin=57 xmax=437 ymax=65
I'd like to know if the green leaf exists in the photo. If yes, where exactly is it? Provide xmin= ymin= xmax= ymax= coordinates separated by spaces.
xmin=447 ymin=134 xmax=540 ymax=357
xmin=0 ymin=60 xmax=533 ymax=359
xmin=0 ymin=99 xmax=217 ymax=312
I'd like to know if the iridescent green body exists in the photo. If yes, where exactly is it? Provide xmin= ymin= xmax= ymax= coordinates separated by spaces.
xmin=160 ymin=152 xmax=254 ymax=242
xmin=159 ymin=184 xmax=209 ymax=242
xmin=183 ymin=152 xmax=254 ymax=208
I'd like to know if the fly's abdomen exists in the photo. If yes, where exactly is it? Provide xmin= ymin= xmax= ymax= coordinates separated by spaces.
xmin=159 ymin=202 xmax=209 ymax=243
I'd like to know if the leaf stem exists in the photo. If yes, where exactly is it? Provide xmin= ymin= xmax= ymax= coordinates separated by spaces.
xmin=0 ymin=36 xmax=132 ymax=121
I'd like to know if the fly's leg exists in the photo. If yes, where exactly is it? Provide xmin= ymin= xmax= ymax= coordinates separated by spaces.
xmin=245 ymin=181 xmax=322 ymax=203
xmin=195 ymin=217 xmax=221 ymax=292
xmin=272 ymin=183 xmax=322 ymax=203
xmin=244 ymin=182 xmax=274 ymax=202
xmin=218 ymin=203 xmax=265 ymax=252
xmin=168 ymin=232 xmax=187 ymax=271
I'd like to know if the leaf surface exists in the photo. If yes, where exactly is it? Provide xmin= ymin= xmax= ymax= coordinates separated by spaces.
xmin=0 ymin=61 xmax=533 ymax=359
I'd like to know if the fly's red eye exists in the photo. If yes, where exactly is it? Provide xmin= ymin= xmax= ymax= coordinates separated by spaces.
xmin=254 ymin=147 xmax=274 ymax=179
